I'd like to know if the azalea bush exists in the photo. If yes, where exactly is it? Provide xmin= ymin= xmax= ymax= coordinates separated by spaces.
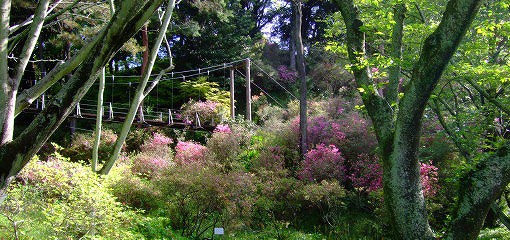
xmin=174 ymin=140 xmax=208 ymax=165
xmin=181 ymin=99 xmax=226 ymax=124
xmin=298 ymin=144 xmax=346 ymax=182
xmin=131 ymin=132 xmax=174 ymax=178
xmin=207 ymin=124 xmax=242 ymax=171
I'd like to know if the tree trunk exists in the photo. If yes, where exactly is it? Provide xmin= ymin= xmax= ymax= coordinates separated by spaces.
xmin=91 ymin=1 xmax=115 ymax=172
xmin=1 ymin=0 xmax=50 ymax=144
xmin=334 ymin=0 xmax=483 ymax=238
xmin=0 ymin=0 xmax=11 ymax=144
xmin=92 ymin=68 xmax=105 ymax=172
xmin=447 ymin=147 xmax=510 ymax=239
xmin=0 ymin=0 xmax=167 ymax=201
xmin=292 ymin=0 xmax=307 ymax=158
xmin=100 ymin=0 xmax=176 ymax=175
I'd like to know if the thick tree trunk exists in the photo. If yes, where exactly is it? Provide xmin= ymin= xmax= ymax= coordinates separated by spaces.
xmin=447 ymin=147 xmax=510 ymax=239
xmin=0 ymin=0 xmax=166 ymax=201
xmin=100 ymin=0 xmax=176 ymax=175
xmin=335 ymin=0 xmax=482 ymax=238
xmin=292 ymin=0 xmax=307 ymax=158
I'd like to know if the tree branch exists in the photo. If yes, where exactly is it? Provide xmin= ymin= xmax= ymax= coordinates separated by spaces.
xmin=386 ymin=3 xmax=406 ymax=104
xmin=447 ymin=144 xmax=510 ymax=239
xmin=465 ymin=77 xmax=510 ymax=116
xmin=100 ymin=0 xmax=176 ymax=175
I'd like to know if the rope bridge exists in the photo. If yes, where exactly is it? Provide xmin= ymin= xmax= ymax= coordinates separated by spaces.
xmin=23 ymin=58 xmax=297 ymax=132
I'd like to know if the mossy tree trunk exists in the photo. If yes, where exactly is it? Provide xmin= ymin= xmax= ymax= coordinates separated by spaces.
xmin=335 ymin=0 xmax=485 ymax=238
xmin=0 ymin=0 xmax=166 ymax=201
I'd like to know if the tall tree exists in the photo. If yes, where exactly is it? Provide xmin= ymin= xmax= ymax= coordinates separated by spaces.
xmin=333 ymin=0 xmax=490 ymax=238
xmin=292 ymin=0 xmax=307 ymax=158
xmin=0 ymin=0 xmax=168 ymax=200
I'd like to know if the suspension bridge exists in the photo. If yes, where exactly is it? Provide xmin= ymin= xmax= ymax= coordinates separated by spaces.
xmin=23 ymin=58 xmax=297 ymax=132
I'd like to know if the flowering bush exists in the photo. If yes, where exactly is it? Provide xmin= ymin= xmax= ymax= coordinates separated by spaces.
xmin=291 ymin=116 xmax=347 ymax=149
xmin=252 ymin=146 xmax=286 ymax=174
xmin=277 ymin=65 xmax=297 ymax=83
xmin=181 ymin=99 xmax=223 ymax=124
xmin=298 ymin=144 xmax=346 ymax=182
xmin=207 ymin=124 xmax=242 ymax=171
xmin=420 ymin=161 xmax=440 ymax=197
xmin=214 ymin=124 xmax=232 ymax=133
xmin=174 ymin=141 xmax=208 ymax=165
xmin=349 ymin=154 xmax=383 ymax=192
xmin=62 ymin=129 xmax=118 ymax=163
xmin=131 ymin=132 xmax=173 ymax=178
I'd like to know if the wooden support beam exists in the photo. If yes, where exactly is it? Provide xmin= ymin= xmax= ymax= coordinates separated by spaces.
xmin=245 ymin=58 xmax=251 ymax=121
xmin=230 ymin=68 xmax=235 ymax=119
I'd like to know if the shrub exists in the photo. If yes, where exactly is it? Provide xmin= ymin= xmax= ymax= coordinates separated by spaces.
xmin=181 ymin=99 xmax=224 ymax=124
xmin=174 ymin=141 xmax=208 ymax=165
xmin=251 ymin=146 xmax=287 ymax=175
xmin=298 ymin=144 xmax=346 ymax=182
xmin=420 ymin=161 xmax=440 ymax=198
xmin=154 ymin=165 xmax=233 ymax=238
xmin=207 ymin=124 xmax=242 ymax=171
xmin=131 ymin=132 xmax=174 ymax=178
xmin=349 ymin=154 xmax=383 ymax=193
xmin=2 ymin=154 xmax=140 ymax=239
xmin=61 ymin=129 xmax=117 ymax=163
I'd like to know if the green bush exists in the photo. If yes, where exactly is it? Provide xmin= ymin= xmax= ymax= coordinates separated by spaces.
xmin=0 ymin=154 xmax=141 ymax=239
xmin=61 ymin=129 xmax=118 ymax=163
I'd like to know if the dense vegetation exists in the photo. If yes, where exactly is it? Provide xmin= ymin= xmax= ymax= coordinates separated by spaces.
xmin=1 ymin=0 xmax=510 ymax=239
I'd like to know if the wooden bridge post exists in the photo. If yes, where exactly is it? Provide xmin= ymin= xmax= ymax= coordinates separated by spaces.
xmin=230 ymin=68 xmax=235 ymax=119
xmin=168 ymin=109 xmax=174 ymax=125
xmin=245 ymin=58 xmax=251 ymax=121
xmin=108 ymin=102 xmax=114 ymax=120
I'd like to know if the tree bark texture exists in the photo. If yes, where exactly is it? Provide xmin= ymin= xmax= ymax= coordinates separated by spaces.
xmin=293 ymin=0 xmax=307 ymax=158
xmin=335 ymin=0 xmax=482 ymax=238
xmin=0 ymin=0 xmax=11 ymax=143
xmin=1 ymin=0 xmax=50 ymax=144
xmin=0 ymin=0 xmax=166 ymax=200
xmin=447 ymin=146 xmax=510 ymax=239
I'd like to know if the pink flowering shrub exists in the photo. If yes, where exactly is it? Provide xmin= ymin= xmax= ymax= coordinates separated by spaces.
xmin=277 ymin=65 xmax=297 ymax=83
xmin=174 ymin=141 xmax=208 ymax=165
xmin=298 ymin=144 xmax=346 ymax=182
xmin=252 ymin=146 xmax=286 ymax=174
xmin=131 ymin=132 xmax=173 ymax=178
xmin=420 ymin=161 xmax=440 ymax=197
xmin=207 ymin=125 xmax=242 ymax=170
xmin=349 ymin=154 xmax=383 ymax=192
xmin=291 ymin=116 xmax=347 ymax=149
xmin=214 ymin=124 xmax=232 ymax=133
xmin=140 ymin=132 xmax=173 ymax=152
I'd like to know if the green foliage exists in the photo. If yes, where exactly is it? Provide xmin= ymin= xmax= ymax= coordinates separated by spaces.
xmin=61 ymin=129 xmax=118 ymax=163
xmin=0 ymin=154 xmax=141 ymax=239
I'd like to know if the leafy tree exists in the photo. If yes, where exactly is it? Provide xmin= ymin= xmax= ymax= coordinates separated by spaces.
xmin=329 ymin=0 xmax=510 ymax=238
xmin=0 ymin=0 xmax=169 ymax=200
